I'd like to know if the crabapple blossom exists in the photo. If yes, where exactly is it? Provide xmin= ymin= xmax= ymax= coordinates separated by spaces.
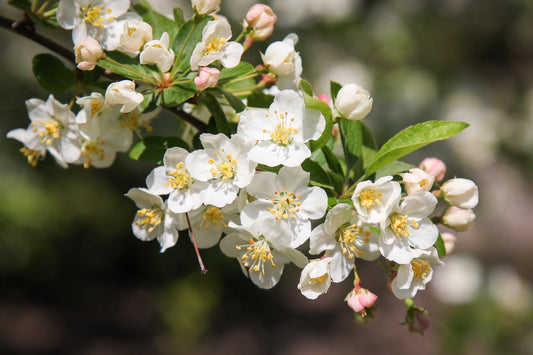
xmin=74 ymin=36 xmax=104 ymax=70
xmin=261 ymin=33 xmax=302 ymax=90
xmin=191 ymin=0 xmax=220 ymax=14
xmin=297 ymin=257 xmax=332 ymax=300
xmin=194 ymin=67 xmax=220 ymax=91
xmin=334 ymin=83 xmax=373 ymax=120
xmin=146 ymin=147 xmax=208 ymax=213
xmin=125 ymin=187 xmax=185 ymax=252
xmin=419 ymin=157 xmax=446 ymax=182
xmin=119 ymin=20 xmax=153 ymax=56
xmin=352 ymin=176 xmax=401 ymax=225
xmin=190 ymin=18 xmax=244 ymax=70
xmin=75 ymin=92 xmax=107 ymax=124
xmin=401 ymin=168 xmax=435 ymax=195
xmin=237 ymin=90 xmax=325 ymax=167
xmin=379 ymin=192 xmax=439 ymax=264
xmin=244 ymin=4 xmax=277 ymax=41
xmin=391 ymin=247 xmax=443 ymax=299
xmin=140 ymin=32 xmax=175 ymax=72
xmin=442 ymin=206 xmax=476 ymax=232
xmin=105 ymin=80 xmax=144 ymax=113
xmin=441 ymin=178 xmax=479 ymax=209
xmin=345 ymin=283 xmax=378 ymax=314
xmin=7 ymin=95 xmax=81 ymax=168
xmin=186 ymin=133 xmax=257 ymax=207
xmin=220 ymin=209 xmax=307 ymax=289
xmin=243 ymin=165 xmax=328 ymax=248
xmin=310 ymin=203 xmax=379 ymax=283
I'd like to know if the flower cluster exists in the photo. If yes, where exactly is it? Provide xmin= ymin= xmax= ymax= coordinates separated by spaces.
xmin=5 ymin=0 xmax=479 ymax=330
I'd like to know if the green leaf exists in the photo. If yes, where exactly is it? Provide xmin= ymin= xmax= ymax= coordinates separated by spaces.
xmin=97 ymin=51 xmax=158 ymax=81
xmin=129 ymin=136 xmax=190 ymax=162
xmin=221 ymin=90 xmax=246 ymax=113
xmin=322 ymin=145 xmax=344 ymax=176
xmin=434 ymin=233 xmax=446 ymax=258
xmin=32 ymin=54 xmax=75 ymax=93
xmin=375 ymin=160 xmax=415 ymax=179
xmin=303 ymin=92 xmax=333 ymax=151
xmin=201 ymin=93 xmax=232 ymax=136
xmin=302 ymin=159 xmax=334 ymax=190
xmin=161 ymin=82 xmax=196 ymax=106
xmin=339 ymin=118 xmax=363 ymax=171
xmin=330 ymin=80 xmax=342 ymax=105
xmin=364 ymin=121 xmax=469 ymax=178
xmin=173 ymin=7 xmax=185 ymax=26
xmin=219 ymin=62 xmax=255 ymax=81
xmin=135 ymin=3 xmax=180 ymax=45
xmin=173 ymin=15 xmax=212 ymax=72
xmin=246 ymin=92 xmax=274 ymax=108
xmin=299 ymin=79 xmax=313 ymax=96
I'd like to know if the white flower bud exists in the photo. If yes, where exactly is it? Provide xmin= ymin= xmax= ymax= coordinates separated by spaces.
xmin=120 ymin=20 xmax=153 ymax=56
xmin=74 ymin=36 xmax=104 ymax=71
xmin=140 ymin=32 xmax=175 ymax=73
xmin=105 ymin=80 xmax=144 ymax=113
xmin=194 ymin=67 xmax=220 ymax=91
xmin=402 ymin=168 xmax=435 ymax=195
xmin=335 ymin=83 xmax=373 ymax=120
xmin=442 ymin=206 xmax=476 ymax=232
xmin=297 ymin=258 xmax=332 ymax=300
xmin=192 ymin=0 xmax=220 ymax=14
xmin=441 ymin=178 xmax=479 ymax=209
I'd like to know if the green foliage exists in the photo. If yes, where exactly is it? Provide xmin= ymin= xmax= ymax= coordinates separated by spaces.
xmin=32 ymin=53 xmax=75 ymax=93
xmin=161 ymin=82 xmax=196 ymax=107
xmin=330 ymin=80 xmax=342 ymax=105
xmin=134 ymin=1 xmax=180 ymax=44
xmin=200 ymin=93 xmax=232 ymax=136
xmin=129 ymin=136 xmax=190 ymax=163
xmin=302 ymin=159 xmax=334 ymax=190
xmin=98 ymin=51 xmax=158 ymax=81
xmin=172 ymin=15 xmax=212 ymax=72
xmin=434 ymin=233 xmax=446 ymax=258
xmin=303 ymin=92 xmax=333 ymax=151
xmin=299 ymin=79 xmax=313 ymax=96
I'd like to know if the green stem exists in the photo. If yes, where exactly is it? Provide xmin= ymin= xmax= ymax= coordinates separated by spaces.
xmin=43 ymin=8 xmax=57 ymax=17
xmin=102 ymin=56 xmax=158 ymax=85
xmin=35 ymin=0 xmax=51 ymax=15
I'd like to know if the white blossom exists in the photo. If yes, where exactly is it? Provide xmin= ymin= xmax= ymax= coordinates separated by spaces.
xmin=237 ymin=90 xmax=325 ymax=167
xmin=105 ymin=80 xmax=144 ymax=113
xmin=191 ymin=0 xmax=220 ymax=14
xmin=334 ymin=83 xmax=373 ymax=120
xmin=401 ymin=168 xmax=435 ymax=195
xmin=352 ymin=176 xmax=401 ymax=225
xmin=297 ymin=257 xmax=332 ymax=299
xmin=261 ymin=33 xmax=302 ymax=90
xmin=441 ymin=178 xmax=479 ymax=209
xmin=119 ymin=19 xmax=153 ymax=56
xmin=140 ymin=32 xmax=175 ymax=72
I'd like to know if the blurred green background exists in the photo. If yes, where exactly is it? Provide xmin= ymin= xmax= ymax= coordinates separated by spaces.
xmin=1 ymin=0 xmax=533 ymax=354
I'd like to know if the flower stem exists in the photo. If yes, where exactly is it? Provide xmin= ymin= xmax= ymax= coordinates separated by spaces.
xmin=185 ymin=212 xmax=208 ymax=274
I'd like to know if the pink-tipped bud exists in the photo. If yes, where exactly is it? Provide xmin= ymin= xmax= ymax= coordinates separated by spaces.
xmin=318 ymin=94 xmax=331 ymax=105
xmin=244 ymin=4 xmax=277 ymax=41
xmin=419 ymin=157 xmax=446 ymax=182
xmin=194 ymin=67 xmax=220 ymax=91
xmin=441 ymin=232 xmax=457 ymax=255
xmin=345 ymin=283 xmax=377 ymax=314
xmin=74 ymin=36 xmax=104 ymax=71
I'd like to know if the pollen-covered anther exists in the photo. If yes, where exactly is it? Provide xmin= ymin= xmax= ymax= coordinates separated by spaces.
xmin=391 ymin=214 xmax=418 ymax=237
xmin=167 ymin=162 xmax=192 ymax=189
xmin=135 ymin=207 xmax=163 ymax=233
xmin=238 ymin=238 xmax=275 ymax=275
xmin=411 ymin=259 xmax=430 ymax=279
xmin=336 ymin=224 xmax=369 ymax=259
xmin=198 ymin=206 xmax=225 ymax=230
xmin=359 ymin=187 xmax=383 ymax=208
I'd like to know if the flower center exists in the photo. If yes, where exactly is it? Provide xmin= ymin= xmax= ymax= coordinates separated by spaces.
xmin=205 ymin=36 xmax=227 ymax=54
xmin=236 ymin=238 xmax=275 ymax=275
xmin=81 ymin=4 xmax=113 ymax=28
xmin=337 ymin=224 xmax=371 ymax=259
xmin=90 ymin=101 xmax=104 ymax=117
xmin=267 ymin=110 xmax=298 ymax=146
xmin=32 ymin=119 xmax=62 ymax=146
xmin=20 ymin=147 xmax=44 ymax=167
xmin=166 ymin=162 xmax=192 ymax=190
xmin=209 ymin=150 xmax=237 ymax=181
xmin=81 ymin=140 xmax=106 ymax=168
xmin=135 ymin=208 xmax=163 ymax=233
xmin=309 ymin=274 xmax=327 ymax=285
xmin=120 ymin=111 xmax=152 ymax=131
xmin=390 ymin=214 xmax=419 ymax=237
xmin=358 ymin=187 xmax=382 ymax=209
xmin=198 ymin=206 xmax=227 ymax=230
xmin=411 ymin=259 xmax=430 ymax=279
xmin=266 ymin=188 xmax=302 ymax=221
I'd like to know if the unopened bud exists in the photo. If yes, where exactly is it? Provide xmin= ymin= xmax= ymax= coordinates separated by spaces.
xmin=441 ymin=232 xmax=457 ymax=255
xmin=402 ymin=168 xmax=435 ymax=195
xmin=442 ymin=206 xmax=476 ymax=232
xmin=244 ymin=4 xmax=277 ymax=41
xmin=74 ymin=36 xmax=104 ymax=71
xmin=194 ymin=67 xmax=220 ymax=91
xmin=345 ymin=282 xmax=377 ymax=315
xmin=419 ymin=157 xmax=446 ymax=182
xmin=335 ymin=83 xmax=373 ymax=120
xmin=441 ymin=178 xmax=479 ymax=209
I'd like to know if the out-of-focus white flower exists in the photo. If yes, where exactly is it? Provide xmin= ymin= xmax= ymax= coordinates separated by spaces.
xmin=140 ymin=32 xmax=175 ymax=72
xmin=243 ymin=165 xmax=328 ymax=248
xmin=119 ymin=20 xmax=153 ymax=56
xmin=488 ymin=265 xmax=533 ymax=314
xmin=57 ymin=0 xmax=132 ymax=49
xmin=419 ymin=157 xmax=446 ymax=182
xmin=379 ymin=192 xmax=439 ymax=264
xmin=76 ymin=92 xmax=107 ymax=124
xmin=237 ymin=90 xmax=325 ymax=167
xmin=401 ymin=168 xmax=435 ymax=195
xmin=191 ymin=0 xmax=220 ymax=14
xmin=194 ymin=67 xmax=220 ymax=91
xmin=190 ymin=18 xmax=243 ymax=70
xmin=74 ymin=36 xmax=104 ymax=70
xmin=261 ymin=34 xmax=302 ymax=90
xmin=6 ymin=95 xmax=81 ymax=168
xmin=345 ymin=282 xmax=378 ymax=314
xmin=432 ymin=254 xmax=483 ymax=304
xmin=105 ymin=80 xmax=144 ymax=113
xmin=244 ymin=4 xmax=276 ymax=41
xmin=352 ymin=176 xmax=401 ymax=225
xmin=441 ymin=232 xmax=457 ymax=255
xmin=391 ymin=247 xmax=442 ymax=299
xmin=297 ymin=257 xmax=332 ymax=299
xmin=125 ymin=187 xmax=186 ymax=252
xmin=310 ymin=203 xmax=380 ymax=283
xmin=334 ymin=83 xmax=373 ymax=120
xmin=220 ymin=209 xmax=307 ymax=289
xmin=442 ymin=206 xmax=476 ymax=232
xmin=146 ymin=147 xmax=208 ymax=213
xmin=441 ymin=178 xmax=479 ymax=209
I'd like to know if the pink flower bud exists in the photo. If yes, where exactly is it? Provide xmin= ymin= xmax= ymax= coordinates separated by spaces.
xmin=244 ymin=4 xmax=277 ymax=41
xmin=74 ymin=36 xmax=104 ymax=71
xmin=404 ymin=305 xmax=431 ymax=334
xmin=401 ymin=168 xmax=435 ymax=195
xmin=442 ymin=206 xmax=476 ymax=232
xmin=194 ymin=67 xmax=220 ymax=91
xmin=317 ymin=94 xmax=331 ymax=105
xmin=419 ymin=157 xmax=446 ymax=182
xmin=441 ymin=232 xmax=457 ymax=255
xmin=345 ymin=283 xmax=377 ymax=314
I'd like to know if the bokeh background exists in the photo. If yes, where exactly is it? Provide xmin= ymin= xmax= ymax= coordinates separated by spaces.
xmin=1 ymin=0 xmax=533 ymax=354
